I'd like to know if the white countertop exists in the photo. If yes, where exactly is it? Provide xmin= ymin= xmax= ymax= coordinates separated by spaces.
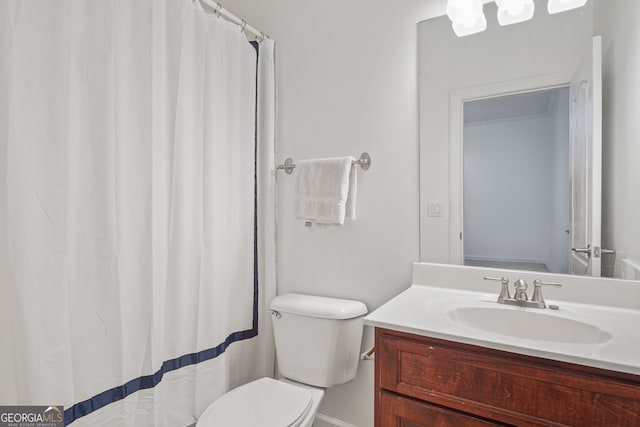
xmin=365 ymin=284 xmax=640 ymax=376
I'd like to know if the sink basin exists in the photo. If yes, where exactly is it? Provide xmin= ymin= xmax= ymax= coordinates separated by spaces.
xmin=365 ymin=283 xmax=640 ymax=375
xmin=447 ymin=307 xmax=612 ymax=344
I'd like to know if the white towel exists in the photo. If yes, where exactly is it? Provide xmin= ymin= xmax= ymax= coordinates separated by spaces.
xmin=294 ymin=157 xmax=357 ymax=228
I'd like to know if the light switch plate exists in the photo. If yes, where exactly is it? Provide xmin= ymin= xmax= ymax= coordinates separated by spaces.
xmin=427 ymin=201 xmax=443 ymax=217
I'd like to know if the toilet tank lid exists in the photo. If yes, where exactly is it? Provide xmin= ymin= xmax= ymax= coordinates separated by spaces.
xmin=270 ymin=293 xmax=368 ymax=320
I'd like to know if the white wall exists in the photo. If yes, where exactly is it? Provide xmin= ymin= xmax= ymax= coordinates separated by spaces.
xmin=463 ymin=116 xmax=556 ymax=267
xmin=596 ymin=0 xmax=640 ymax=279
xmin=419 ymin=2 xmax=594 ymax=264
xmin=219 ymin=0 xmax=446 ymax=425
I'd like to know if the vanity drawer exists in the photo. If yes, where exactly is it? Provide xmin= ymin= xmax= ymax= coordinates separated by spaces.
xmin=377 ymin=329 xmax=640 ymax=427
xmin=380 ymin=391 xmax=507 ymax=427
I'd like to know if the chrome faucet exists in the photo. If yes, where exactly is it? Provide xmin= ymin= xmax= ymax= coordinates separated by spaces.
xmin=484 ymin=277 xmax=562 ymax=309
xmin=513 ymin=278 xmax=529 ymax=301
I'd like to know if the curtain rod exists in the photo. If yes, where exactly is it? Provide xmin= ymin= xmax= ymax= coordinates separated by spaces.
xmin=198 ymin=0 xmax=269 ymax=41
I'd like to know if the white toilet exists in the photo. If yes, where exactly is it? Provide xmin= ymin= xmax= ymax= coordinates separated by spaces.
xmin=196 ymin=293 xmax=368 ymax=427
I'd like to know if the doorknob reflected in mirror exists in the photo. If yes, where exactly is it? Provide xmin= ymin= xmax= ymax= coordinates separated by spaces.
xmin=572 ymin=246 xmax=592 ymax=256
xmin=572 ymin=246 xmax=616 ymax=258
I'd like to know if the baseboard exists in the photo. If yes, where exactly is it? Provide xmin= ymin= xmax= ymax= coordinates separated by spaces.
xmin=464 ymin=255 xmax=546 ymax=264
xmin=314 ymin=413 xmax=358 ymax=427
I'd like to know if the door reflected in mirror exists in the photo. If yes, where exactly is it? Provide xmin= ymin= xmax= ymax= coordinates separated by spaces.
xmin=463 ymin=88 xmax=572 ymax=275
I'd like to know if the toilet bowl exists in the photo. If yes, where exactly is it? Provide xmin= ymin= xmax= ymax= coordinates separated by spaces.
xmin=196 ymin=378 xmax=324 ymax=427
xmin=195 ymin=293 xmax=367 ymax=427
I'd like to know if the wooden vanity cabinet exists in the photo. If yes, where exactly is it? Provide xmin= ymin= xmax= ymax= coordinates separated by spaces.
xmin=375 ymin=328 xmax=640 ymax=427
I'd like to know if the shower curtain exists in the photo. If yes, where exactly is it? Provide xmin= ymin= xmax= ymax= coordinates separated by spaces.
xmin=0 ymin=1 xmax=276 ymax=426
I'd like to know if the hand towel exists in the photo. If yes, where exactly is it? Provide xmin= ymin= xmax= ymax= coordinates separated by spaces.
xmin=294 ymin=157 xmax=357 ymax=227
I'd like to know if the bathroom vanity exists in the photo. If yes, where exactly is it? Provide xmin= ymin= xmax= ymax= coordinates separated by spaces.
xmin=375 ymin=328 xmax=640 ymax=427
xmin=366 ymin=263 xmax=640 ymax=427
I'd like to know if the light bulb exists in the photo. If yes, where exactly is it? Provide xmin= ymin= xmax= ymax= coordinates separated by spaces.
xmin=496 ymin=0 xmax=535 ymax=26
xmin=451 ymin=13 xmax=487 ymax=36
xmin=447 ymin=0 xmax=487 ymax=36
xmin=447 ymin=0 xmax=483 ymax=22
xmin=460 ymin=11 xmax=479 ymax=27
xmin=496 ymin=0 xmax=527 ymax=16
xmin=548 ymin=0 xmax=588 ymax=14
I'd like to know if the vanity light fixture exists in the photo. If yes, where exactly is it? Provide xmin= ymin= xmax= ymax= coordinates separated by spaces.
xmin=446 ymin=0 xmax=487 ymax=37
xmin=496 ymin=0 xmax=535 ymax=26
xmin=446 ymin=0 xmax=588 ymax=37
xmin=547 ymin=0 xmax=588 ymax=14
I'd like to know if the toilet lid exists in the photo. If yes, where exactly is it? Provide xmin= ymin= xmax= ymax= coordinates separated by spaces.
xmin=197 ymin=377 xmax=313 ymax=427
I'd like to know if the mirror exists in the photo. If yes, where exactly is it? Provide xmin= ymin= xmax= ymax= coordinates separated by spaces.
xmin=419 ymin=0 xmax=640 ymax=280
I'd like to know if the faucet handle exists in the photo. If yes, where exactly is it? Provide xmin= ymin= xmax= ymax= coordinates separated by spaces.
xmin=532 ymin=279 xmax=562 ymax=307
xmin=484 ymin=276 xmax=510 ymax=302
xmin=484 ymin=276 xmax=509 ymax=283
xmin=533 ymin=279 xmax=562 ymax=287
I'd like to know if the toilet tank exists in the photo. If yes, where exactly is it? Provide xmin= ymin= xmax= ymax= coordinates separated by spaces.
xmin=270 ymin=293 xmax=368 ymax=388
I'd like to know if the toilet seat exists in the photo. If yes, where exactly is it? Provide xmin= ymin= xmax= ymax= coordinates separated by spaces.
xmin=196 ymin=377 xmax=313 ymax=427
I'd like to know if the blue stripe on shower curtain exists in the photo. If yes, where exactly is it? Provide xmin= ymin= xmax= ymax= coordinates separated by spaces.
xmin=63 ymin=41 xmax=261 ymax=426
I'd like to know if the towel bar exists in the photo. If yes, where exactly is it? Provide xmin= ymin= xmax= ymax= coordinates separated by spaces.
xmin=277 ymin=152 xmax=371 ymax=175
